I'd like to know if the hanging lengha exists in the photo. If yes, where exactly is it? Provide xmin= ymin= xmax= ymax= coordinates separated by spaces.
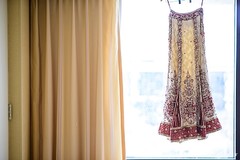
xmin=158 ymin=0 xmax=222 ymax=142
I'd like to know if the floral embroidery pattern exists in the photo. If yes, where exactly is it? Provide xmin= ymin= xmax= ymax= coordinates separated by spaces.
xmin=159 ymin=8 xmax=221 ymax=142
xmin=163 ymin=71 xmax=177 ymax=123
xmin=180 ymin=72 xmax=197 ymax=126
xmin=200 ymin=69 xmax=216 ymax=119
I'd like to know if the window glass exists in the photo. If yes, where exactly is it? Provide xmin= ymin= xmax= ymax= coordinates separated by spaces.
xmin=121 ymin=0 xmax=235 ymax=158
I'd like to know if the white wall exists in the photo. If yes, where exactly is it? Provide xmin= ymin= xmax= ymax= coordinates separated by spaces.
xmin=0 ymin=0 xmax=8 ymax=159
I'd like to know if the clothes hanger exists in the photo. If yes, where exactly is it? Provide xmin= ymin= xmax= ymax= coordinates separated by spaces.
xmin=160 ymin=0 xmax=192 ymax=4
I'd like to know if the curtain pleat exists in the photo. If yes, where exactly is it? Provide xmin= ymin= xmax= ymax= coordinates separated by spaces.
xmin=30 ymin=0 xmax=125 ymax=159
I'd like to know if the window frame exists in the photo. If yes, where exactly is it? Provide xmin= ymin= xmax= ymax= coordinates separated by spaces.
xmin=236 ymin=0 xmax=240 ymax=160
xmin=125 ymin=0 xmax=239 ymax=159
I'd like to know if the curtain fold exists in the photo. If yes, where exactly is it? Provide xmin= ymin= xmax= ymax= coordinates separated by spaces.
xmin=30 ymin=0 xmax=125 ymax=159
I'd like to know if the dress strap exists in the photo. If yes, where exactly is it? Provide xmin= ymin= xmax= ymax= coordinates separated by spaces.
xmin=166 ymin=0 xmax=203 ymax=9
xmin=201 ymin=0 xmax=204 ymax=7
xmin=166 ymin=0 xmax=171 ymax=9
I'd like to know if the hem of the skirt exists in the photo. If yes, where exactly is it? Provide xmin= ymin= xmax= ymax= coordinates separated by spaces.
xmin=158 ymin=117 xmax=222 ymax=142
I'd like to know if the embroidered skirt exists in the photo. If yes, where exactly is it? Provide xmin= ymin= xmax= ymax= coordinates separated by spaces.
xmin=158 ymin=8 xmax=222 ymax=142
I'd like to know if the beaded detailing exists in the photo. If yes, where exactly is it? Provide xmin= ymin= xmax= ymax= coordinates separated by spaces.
xmin=170 ymin=8 xmax=203 ymax=21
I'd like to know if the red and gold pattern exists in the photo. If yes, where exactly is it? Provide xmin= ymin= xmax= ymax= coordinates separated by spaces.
xmin=159 ymin=118 xmax=221 ymax=142
xmin=158 ymin=8 xmax=222 ymax=142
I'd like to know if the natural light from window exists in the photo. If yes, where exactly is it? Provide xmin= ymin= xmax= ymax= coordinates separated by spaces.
xmin=121 ymin=0 xmax=235 ymax=159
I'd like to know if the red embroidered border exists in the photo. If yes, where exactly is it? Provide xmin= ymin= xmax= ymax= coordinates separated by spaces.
xmin=158 ymin=117 xmax=221 ymax=142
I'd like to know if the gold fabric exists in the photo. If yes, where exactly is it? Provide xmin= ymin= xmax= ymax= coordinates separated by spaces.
xmin=30 ymin=0 xmax=125 ymax=159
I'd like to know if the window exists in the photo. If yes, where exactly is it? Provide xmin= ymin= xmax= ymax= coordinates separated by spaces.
xmin=121 ymin=0 xmax=236 ymax=159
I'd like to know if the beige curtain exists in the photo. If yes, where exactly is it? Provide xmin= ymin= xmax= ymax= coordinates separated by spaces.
xmin=30 ymin=0 xmax=125 ymax=159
